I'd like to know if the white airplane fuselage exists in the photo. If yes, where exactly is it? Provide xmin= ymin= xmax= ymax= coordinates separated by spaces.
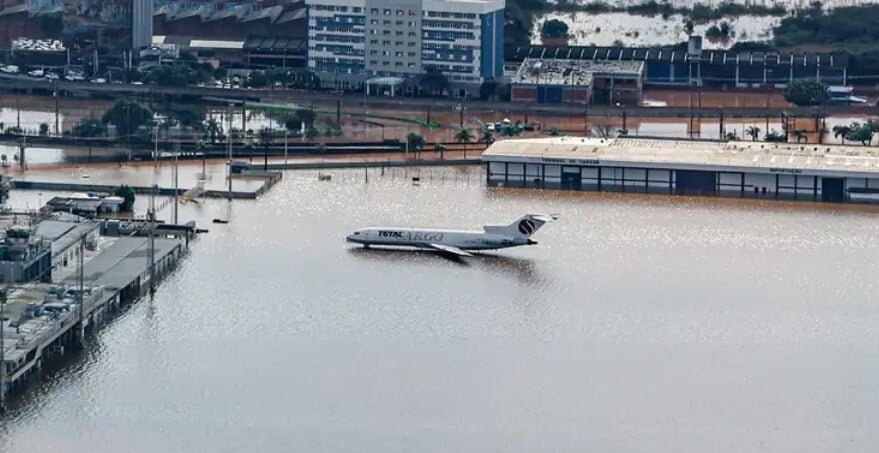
xmin=346 ymin=214 xmax=556 ymax=256
xmin=346 ymin=227 xmax=536 ymax=251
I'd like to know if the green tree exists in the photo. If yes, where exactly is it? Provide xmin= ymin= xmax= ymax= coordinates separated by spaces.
xmin=113 ymin=185 xmax=136 ymax=212
xmin=783 ymin=79 xmax=828 ymax=106
xmin=548 ymin=126 xmax=561 ymax=136
xmin=746 ymin=125 xmax=761 ymax=141
xmin=142 ymin=63 xmax=208 ymax=86
xmin=847 ymin=120 xmax=877 ymax=145
xmin=406 ymin=132 xmax=425 ymax=152
xmin=418 ymin=68 xmax=450 ymax=97
xmin=102 ymin=98 xmax=153 ymax=138
xmin=833 ymin=124 xmax=852 ymax=144
xmin=247 ymin=71 xmax=269 ymax=88
xmin=541 ymin=19 xmax=569 ymax=38
xmin=764 ymin=129 xmax=786 ymax=142
xmin=204 ymin=118 xmax=223 ymax=143
xmin=294 ymin=109 xmax=316 ymax=130
xmin=481 ymin=129 xmax=494 ymax=144
xmin=71 ymin=118 xmax=107 ymax=138
xmin=456 ymin=128 xmax=473 ymax=157
xmin=433 ymin=142 xmax=447 ymax=160
xmin=38 ymin=123 xmax=49 ymax=136
xmin=161 ymin=104 xmax=205 ymax=130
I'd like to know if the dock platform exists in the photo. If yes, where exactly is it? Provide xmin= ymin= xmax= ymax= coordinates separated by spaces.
xmin=0 ymin=235 xmax=186 ymax=409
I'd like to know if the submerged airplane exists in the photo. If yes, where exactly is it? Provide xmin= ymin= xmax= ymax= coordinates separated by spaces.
xmin=346 ymin=214 xmax=557 ymax=257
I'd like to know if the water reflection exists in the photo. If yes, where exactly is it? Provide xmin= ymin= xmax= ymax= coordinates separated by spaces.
xmin=347 ymin=246 xmax=543 ymax=285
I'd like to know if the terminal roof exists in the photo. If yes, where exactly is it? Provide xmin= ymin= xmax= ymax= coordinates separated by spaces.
xmin=483 ymin=136 xmax=879 ymax=177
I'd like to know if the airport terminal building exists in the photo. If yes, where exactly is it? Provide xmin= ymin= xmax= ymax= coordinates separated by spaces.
xmin=482 ymin=137 xmax=879 ymax=204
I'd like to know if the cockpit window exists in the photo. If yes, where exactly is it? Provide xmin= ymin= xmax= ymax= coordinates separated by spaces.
xmin=353 ymin=232 xmax=360 ymax=235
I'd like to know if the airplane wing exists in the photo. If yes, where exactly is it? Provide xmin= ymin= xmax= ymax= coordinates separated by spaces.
xmin=427 ymin=243 xmax=473 ymax=257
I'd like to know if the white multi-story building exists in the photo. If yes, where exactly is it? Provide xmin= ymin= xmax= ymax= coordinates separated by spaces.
xmin=306 ymin=0 xmax=504 ymax=96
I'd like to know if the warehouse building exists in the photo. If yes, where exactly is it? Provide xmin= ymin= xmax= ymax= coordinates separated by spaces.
xmin=510 ymin=58 xmax=644 ymax=105
xmin=504 ymin=44 xmax=848 ymax=88
xmin=482 ymin=136 xmax=879 ymax=204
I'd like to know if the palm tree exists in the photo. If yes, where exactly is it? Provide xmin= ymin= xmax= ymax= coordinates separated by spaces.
xmin=480 ymin=129 xmax=494 ymax=145
xmin=746 ymin=125 xmax=761 ymax=141
xmin=833 ymin=124 xmax=852 ymax=144
xmin=548 ymin=126 xmax=561 ymax=137
xmin=433 ymin=142 xmax=446 ymax=160
xmin=724 ymin=130 xmax=739 ymax=141
xmin=792 ymin=129 xmax=807 ymax=143
xmin=204 ymin=118 xmax=222 ymax=144
xmin=455 ymin=128 xmax=472 ymax=158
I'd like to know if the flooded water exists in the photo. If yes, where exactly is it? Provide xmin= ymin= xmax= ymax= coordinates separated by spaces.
xmin=1 ymin=166 xmax=878 ymax=452
xmin=534 ymin=12 xmax=778 ymax=48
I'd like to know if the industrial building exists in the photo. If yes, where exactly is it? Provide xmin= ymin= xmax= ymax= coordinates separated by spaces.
xmin=482 ymin=136 xmax=879 ymax=204
xmin=510 ymin=58 xmax=644 ymax=105
xmin=504 ymin=43 xmax=849 ymax=88
xmin=0 ymin=226 xmax=51 ymax=283
xmin=305 ymin=0 xmax=505 ymax=96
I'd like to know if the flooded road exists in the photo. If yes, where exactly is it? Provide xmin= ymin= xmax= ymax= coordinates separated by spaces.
xmin=1 ymin=166 xmax=878 ymax=452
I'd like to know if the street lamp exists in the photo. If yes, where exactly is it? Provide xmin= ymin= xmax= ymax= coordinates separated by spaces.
xmin=260 ymin=127 xmax=274 ymax=171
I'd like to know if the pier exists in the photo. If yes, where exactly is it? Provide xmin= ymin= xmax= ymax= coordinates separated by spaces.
xmin=0 ymin=226 xmax=190 ymax=410
xmin=11 ymin=168 xmax=282 ymax=200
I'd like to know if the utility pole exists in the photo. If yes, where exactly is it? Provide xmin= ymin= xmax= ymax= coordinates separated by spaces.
xmin=15 ymin=75 xmax=20 ymax=130
xmin=149 ymin=185 xmax=156 ymax=297
xmin=78 ymin=233 xmax=84 ymax=341
xmin=173 ymin=140 xmax=179 ymax=225
xmin=54 ymin=82 xmax=59 ymax=136
xmin=0 ymin=288 xmax=6 ymax=412
xmin=153 ymin=122 xmax=159 ymax=167
xmin=227 ymin=103 xmax=233 ymax=200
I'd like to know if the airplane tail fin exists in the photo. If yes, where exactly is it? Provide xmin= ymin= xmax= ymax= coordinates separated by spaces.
xmin=484 ymin=214 xmax=558 ymax=238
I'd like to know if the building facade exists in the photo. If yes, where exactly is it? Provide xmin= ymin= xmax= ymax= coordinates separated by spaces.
xmin=483 ymin=137 xmax=879 ymax=204
xmin=305 ymin=0 xmax=504 ymax=95
xmin=510 ymin=58 xmax=644 ymax=105
xmin=132 ymin=0 xmax=154 ymax=49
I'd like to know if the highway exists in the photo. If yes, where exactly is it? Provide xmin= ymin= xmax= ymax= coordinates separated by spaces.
xmin=1 ymin=72 xmax=876 ymax=119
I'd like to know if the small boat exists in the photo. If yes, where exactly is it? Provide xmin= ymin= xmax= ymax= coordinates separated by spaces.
xmin=212 ymin=218 xmax=229 ymax=224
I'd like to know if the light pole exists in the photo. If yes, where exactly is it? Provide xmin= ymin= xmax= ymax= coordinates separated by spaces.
xmin=1 ymin=288 xmax=6 ymax=412
xmin=173 ymin=140 xmax=179 ymax=225
xmin=153 ymin=122 xmax=159 ymax=167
